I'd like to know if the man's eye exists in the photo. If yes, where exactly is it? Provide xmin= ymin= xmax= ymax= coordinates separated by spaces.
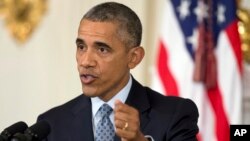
xmin=77 ymin=44 xmax=85 ymax=50
xmin=99 ymin=47 xmax=108 ymax=53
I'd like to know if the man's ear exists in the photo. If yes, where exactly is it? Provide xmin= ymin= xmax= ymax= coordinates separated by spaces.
xmin=128 ymin=46 xmax=145 ymax=69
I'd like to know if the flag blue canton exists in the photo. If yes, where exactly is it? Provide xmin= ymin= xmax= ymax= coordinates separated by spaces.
xmin=170 ymin=0 xmax=237 ymax=59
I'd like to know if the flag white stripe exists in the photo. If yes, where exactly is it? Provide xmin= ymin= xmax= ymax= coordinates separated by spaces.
xmin=216 ymin=31 xmax=242 ymax=124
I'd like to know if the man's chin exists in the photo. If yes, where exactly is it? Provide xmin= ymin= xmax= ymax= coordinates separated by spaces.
xmin=82 ymin=90 xmax=99 ymax=98
xmin=82 ymin=86 xmax=98 ymax=97
xmin=83 ymin=93 xmax=98 ymax=98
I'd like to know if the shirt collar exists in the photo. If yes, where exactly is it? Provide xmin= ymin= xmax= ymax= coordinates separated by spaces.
xmin=91 ymin=75 xmax=132 ymax=117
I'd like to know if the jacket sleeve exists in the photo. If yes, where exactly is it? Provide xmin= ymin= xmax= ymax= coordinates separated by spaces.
xmin=166 ymin=99 xmax=199 ymax=141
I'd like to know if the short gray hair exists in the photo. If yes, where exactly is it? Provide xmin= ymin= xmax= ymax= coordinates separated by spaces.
xmin=82 ymin=2 xmax=142 ymax=47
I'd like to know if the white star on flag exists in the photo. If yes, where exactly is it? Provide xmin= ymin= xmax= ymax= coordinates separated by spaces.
xmin=194 ymin=1 xmax=208 ymax=23
xmin=217 ymin=4 xmax=226 ymax=24
xmin=177 ymin=0 xmax=191 ymax=20
xmin=187 ymin=28 xmax=198 ymax=49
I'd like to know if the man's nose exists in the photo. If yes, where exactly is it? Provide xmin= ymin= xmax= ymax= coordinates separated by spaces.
xmin=79 ymin=50 xmax=96 ymax=68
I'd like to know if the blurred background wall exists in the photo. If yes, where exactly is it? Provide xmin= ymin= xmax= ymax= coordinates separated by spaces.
xmin=0 ymin=0 xmax=249 ymax=136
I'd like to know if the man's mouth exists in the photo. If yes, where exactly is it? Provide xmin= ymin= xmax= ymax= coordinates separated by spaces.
xmin=80 ymin=74 xmax=98 ymax=84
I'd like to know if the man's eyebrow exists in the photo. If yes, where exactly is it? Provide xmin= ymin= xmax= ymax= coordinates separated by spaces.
xmin=76 ymin=38 xmax=84 ymax=44
xmin=94 ymin=41 xmax=111 ymax=49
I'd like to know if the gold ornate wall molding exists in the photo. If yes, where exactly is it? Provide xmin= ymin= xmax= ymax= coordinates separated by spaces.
xmin=237 ymin=0 xmax=250 ymax=64
xmin=0 ymin=0 xmax=47 ymax=44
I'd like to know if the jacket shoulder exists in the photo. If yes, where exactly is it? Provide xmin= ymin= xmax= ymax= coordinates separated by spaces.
xmin=143 ymin=87 xmax=199 ymax=140
xmin=144 ymin=87 xmax=198 ymax=116
xmin=38 ymin=94 xmax=88 ymax=121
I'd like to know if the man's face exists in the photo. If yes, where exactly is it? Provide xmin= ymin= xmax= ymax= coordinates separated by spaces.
xmin=76 ymin=20 xmax=132 ymax=101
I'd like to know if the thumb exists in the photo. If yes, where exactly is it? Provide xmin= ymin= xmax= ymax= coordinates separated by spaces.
xmin=121 ymin=138 xmax=128 ymax=141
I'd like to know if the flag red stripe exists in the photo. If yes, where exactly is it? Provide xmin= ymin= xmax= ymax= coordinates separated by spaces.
xmin=157 ymin=40 xmax=179 ymax=96
xmin=225 ymin=20 xmax=243 ymax=74
xmin=158 ymin=40 xmax=202 ymax=141
xmin=207 ymin=83 xmax=230 ymax=141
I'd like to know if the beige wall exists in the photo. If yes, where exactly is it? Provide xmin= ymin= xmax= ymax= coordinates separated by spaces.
xmin=0 ymin=0 xmax=249 ymax=129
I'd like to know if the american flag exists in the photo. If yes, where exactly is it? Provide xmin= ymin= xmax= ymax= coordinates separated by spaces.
xmin=152 ymin=0 xmax=243 ymax=141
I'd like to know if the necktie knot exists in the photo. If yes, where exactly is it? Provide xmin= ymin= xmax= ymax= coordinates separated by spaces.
xmin=97 ymin=104 xmax=113 ymax=117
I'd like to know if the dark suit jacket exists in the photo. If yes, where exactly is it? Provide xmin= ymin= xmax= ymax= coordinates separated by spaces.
xmin=38 ymin=78 xmax=199 ymax=141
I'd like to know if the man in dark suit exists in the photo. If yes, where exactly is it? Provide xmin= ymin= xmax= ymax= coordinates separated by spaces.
xmin=38 ymin=2 xmax=199 ymax=141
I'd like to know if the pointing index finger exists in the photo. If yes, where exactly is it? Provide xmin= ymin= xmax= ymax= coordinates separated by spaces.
xmin=114 ymin=100 xmax=137 ymax=114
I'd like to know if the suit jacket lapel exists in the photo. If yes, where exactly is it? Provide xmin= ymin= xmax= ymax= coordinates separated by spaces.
xmin=125 ymin=78 xmax=151 ymax=133
xmin=69 ymin=95 xmax=94 ymax=141
xmin=114 ymin=78 xmax=151 ymax=141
